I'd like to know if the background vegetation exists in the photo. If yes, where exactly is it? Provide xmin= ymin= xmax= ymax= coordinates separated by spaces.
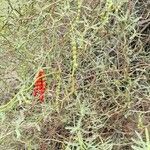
xmin=0 ymin=0 xmax=150 ymax=149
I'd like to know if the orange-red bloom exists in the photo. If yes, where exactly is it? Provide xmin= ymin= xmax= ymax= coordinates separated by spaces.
xmin=33 ymin=69 xmax=46 ymax=102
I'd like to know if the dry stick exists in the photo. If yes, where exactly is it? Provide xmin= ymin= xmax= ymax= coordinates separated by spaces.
xmin=31 ymin=98 xmax=38 ymax=111
xmin=7 ymin=0 xmax=22 ymax=16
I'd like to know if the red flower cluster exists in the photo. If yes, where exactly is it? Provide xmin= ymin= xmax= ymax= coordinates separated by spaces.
xmin=33 ymin=69 xmax=46 ymax=102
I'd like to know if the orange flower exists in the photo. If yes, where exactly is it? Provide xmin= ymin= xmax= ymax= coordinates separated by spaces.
xmin=33 ymin=69 xmax=46 ymax=102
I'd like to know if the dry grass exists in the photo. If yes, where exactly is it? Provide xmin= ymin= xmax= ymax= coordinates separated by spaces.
xmin=0 ymin=0 xmax=150 ymax=149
